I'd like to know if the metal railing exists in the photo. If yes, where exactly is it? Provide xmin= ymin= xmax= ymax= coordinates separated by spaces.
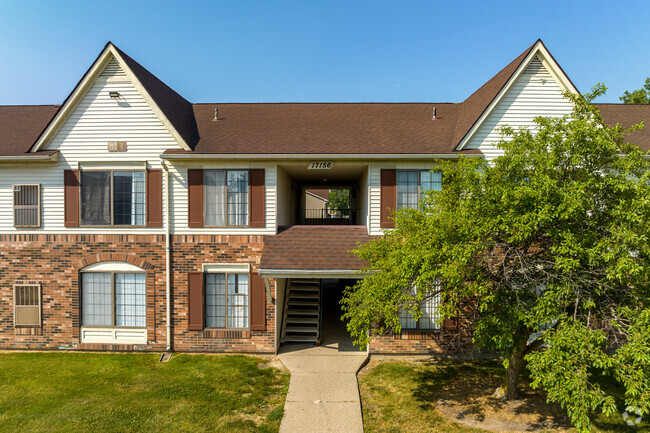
xmin=300 ymin=208 xmax=357 ymax=225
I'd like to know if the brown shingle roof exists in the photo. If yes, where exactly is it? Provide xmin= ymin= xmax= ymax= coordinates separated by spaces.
xmin=596 ymin=103 xmax=650 ymax=151
xmin=113 ymin=45 xmax=199 ymax=149
xmin=0 ymin=105 xmax=59 ymax=156
xmin=260 ymin=226 xmax=375 ymax=271
xmin=166 ymin=102 xmax=479 ymax=155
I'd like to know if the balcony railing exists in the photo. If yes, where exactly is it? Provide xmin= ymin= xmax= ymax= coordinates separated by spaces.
xmin=300 ymin=208 xmax=358 ymax=225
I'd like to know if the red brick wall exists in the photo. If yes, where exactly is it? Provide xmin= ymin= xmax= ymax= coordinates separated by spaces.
xmin=0 ymin=234 xmax=275 ymax=353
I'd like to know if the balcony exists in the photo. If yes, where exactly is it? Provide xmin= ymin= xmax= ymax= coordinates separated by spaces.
xmin=300 ymin=208 xmax=358 ymax=225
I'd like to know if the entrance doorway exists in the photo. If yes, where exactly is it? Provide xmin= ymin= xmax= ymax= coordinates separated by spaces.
xmin=278 ymin=278 xmax=361 ymax=352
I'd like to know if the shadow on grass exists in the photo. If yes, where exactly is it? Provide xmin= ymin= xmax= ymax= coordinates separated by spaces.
xmin=412 ymin=360 xmax=571 ymax=430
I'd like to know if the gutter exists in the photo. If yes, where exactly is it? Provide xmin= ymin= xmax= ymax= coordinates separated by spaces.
xmin=0 ymin=151 xmax=59 ymax=162
xmin=160 ymin=152 xmax=483 ymax=161
xmin=258 ymin=269 xmax=370 ymax=279
xmin=161 ymin=160 xmax=172 ymax=352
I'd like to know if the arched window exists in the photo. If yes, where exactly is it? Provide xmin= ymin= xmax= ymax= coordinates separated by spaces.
xmin=80 ymin=262 xmax=146 ymax=329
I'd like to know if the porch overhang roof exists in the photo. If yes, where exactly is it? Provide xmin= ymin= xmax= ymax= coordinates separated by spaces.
xmin=259 ymin=225 xmax=376 ymax=274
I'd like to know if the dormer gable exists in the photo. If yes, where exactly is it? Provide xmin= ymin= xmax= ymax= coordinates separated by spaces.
xmin=30 ymin=42 xmax=197 ymax=153
xmin=455 ymin=40 xmax=578 ymax=155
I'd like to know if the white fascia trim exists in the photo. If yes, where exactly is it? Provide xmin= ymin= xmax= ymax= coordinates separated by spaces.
xmin=202 ymin=263 xmax=251 ymax=273
xmin=161 ymin=153 xmax=484 ymax=161
xmin=258 ymin=269 xmax=367 ymax=279
xmin=81 ymin=261 xmax=144 ymax=272
xmin=0 ymin=151 xmax=59 ymax=162
xmin=31 ymin=45 xmax=191 ymax=152
xmin=455 ymin=41 xmax=579 ymax=152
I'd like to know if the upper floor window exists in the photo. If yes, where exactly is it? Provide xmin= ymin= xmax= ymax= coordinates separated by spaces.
xmin=204 ymin=169 xmax=249 ymax=226
xmin=80 ymin=170 xmax=145 ymax=226
xmin=396 ymin=170 xmax=442 ymax=210
xmin=13 ymin=184 xmax=41 ymax=227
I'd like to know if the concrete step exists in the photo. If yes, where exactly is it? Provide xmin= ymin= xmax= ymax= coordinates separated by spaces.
xmin=285 ymin=326 xmax=319 ymax=333
xmin=286 ymin=309 xmax=319 ymax=316
xmin=283 ymin=335 xmax=319 ymax=343
xmin=289 ymin=293 xmax=319 ymax=300
xmin=289 ymin=285 xmax=320 ymax=291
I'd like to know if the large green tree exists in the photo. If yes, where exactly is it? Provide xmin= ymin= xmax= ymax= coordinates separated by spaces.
xmin=342 ymin=85 xmax=650 ymax=431
xmin=620 ymin=77 xmax=650 ymax=104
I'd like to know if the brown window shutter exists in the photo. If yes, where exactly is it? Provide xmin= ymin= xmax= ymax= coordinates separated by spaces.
xmin=380 ymin=169 xmax=396 ymax=228
xmin=249 ymin=169 xmax=265 ymax=228
xmin=249 ymin=272 xmax=266 ymax=331
xmin=64 ymin=170 xmax=79 ymax=227
xmin=146 ymin=169 xmax=163 ymax=227
xmin=187 ymin=272 xmax=204 ymax=331
xmin=187 ymin=169 xmax=203 ymax=228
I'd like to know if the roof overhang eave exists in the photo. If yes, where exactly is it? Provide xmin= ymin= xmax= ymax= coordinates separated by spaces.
xmin=0 ymin=150 xmax=59 ymax=162
xmin=160 ymin=152 xmax=483 ymax=160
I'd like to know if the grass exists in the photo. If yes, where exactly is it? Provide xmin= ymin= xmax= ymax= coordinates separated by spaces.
xmin=0 ymin=352 xmax=289 ymax=432
xmin=359 ymin=358 xmax=646 ymax=433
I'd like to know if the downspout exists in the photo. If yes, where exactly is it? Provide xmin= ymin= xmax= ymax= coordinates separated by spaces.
xmin=162 ymin=160 xmax=172 ymax=352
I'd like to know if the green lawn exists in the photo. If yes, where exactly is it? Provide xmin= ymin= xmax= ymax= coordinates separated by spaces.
xmin=359 ymin=359 xmax=646 ymax=433
xmin=0 ymin=352 xmax=289 ymax=432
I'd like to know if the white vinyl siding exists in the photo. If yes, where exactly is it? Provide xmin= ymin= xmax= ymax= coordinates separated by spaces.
xmin=168 ymin=162 xmax=277 ymax=234
xmin=464 ymin=56 xmax=574 ymax=160
xmin=0 ymin=56 xmax=179 ymax=233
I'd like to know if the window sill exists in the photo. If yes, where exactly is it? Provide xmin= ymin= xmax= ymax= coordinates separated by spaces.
xmin=202 ymin=328 xmax=251 ymax=339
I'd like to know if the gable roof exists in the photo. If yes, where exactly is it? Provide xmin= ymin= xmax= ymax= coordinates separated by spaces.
xmin=29 ymin=42 xmax=196 ymax=152
xmin=2 ymin=40 xmax=649 ymax=159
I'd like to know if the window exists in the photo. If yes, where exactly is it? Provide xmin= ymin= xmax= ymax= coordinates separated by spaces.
xmin=399 ymin=284 xmax=442 ymax=330
xmin=13 ymin=184 xmax=40 ymax=227
xmin=205 ymin=273 xmax=249 ymax=328
xmin=204 ymin=170 xmax=249 ymax=226
xmin=14 ymin=284 xmax=41 ymax=327
xmin=81 ymin=272 xmax=146 ymax=327
xmin=80 ymin=170 xmax=145 ymax=226
xmin=396 ymin=170 xmax=442 ymax=210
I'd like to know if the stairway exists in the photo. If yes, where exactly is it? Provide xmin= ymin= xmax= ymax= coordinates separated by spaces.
xmin=280 ymin=280 xmax=321 ymax=345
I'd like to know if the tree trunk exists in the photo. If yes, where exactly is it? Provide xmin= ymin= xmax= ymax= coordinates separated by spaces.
xmin=494 ymin=336 xmax=528 ymax=400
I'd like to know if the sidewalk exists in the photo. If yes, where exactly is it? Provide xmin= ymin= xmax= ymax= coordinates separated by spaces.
xmin=278 ymin=316 xmax=367 ymax=432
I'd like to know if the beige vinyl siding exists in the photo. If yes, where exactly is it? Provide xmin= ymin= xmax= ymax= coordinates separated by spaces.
xmin=465 ymin=56 xmax=573 ymax=160
xmin=168 ymin=162 xmax=277 ymax=235
xmin=0 ymin=57 xmax=179 ymax=233
xmin=276 ymin=166 xmax=293 ymax=227
xmin=368 ymin=164 xmax=389 ymax=236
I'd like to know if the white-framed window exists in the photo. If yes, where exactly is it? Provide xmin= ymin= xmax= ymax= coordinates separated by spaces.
xmin=14 ymin=284 xmax=41 ymax=327
xmin=399 ymin=284 xmax=442 ymax=330
xmin=205 ymin=273 xmax=249 ymax=328
xmin=396 ymin=170 xmax=442 ymax=210
xmin=13 ymin=184 xmax=40 ymax=227
xmin=80 ymin=170 xmax=145 ymax=226
xmin=204 ymin=169 xmax=249 ymax=226
xmin=81 ymin=272 xmax=146 ymax=328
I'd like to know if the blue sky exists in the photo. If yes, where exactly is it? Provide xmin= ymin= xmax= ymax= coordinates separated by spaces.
xmin=0 ymin=0 xmax=648 ymax=105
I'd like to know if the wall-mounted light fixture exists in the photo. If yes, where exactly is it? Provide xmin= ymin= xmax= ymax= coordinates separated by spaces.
xmin=109 ymin=91 xmax=121 ymax=99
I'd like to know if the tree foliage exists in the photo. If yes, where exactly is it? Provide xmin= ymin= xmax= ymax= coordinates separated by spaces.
xmin=328 ymin=188 xmax=350 ymax=215
xmin=620 ymin=77 xmax=650 ymax=104
xmin=342 ymin=85 xmax=650 ymax=431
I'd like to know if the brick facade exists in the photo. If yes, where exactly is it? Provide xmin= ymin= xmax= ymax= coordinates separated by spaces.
xmin=0 ymin=234 xmax=276 ymax=353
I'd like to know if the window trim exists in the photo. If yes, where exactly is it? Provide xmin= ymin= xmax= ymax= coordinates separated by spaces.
xmin=202 ymin=169 xmax=250 ymax=228
xmin=80 ymin=270 xmax=147 ymax=329
xmin=12 ymin=184 xmax=41 ymax=228
xmin=204 ymin=272 xmax=250 ymax=330
xmin=79 ymin=169 xmax=147 ymax=228
xmin=396 ymin=169 xmax=442 ymax=211
xmin=13 ymin=284 xmax=41 ymax=328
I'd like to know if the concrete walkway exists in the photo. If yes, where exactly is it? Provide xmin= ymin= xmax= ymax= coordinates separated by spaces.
xmin=278 ymin=290 xmax=367 ymax=433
